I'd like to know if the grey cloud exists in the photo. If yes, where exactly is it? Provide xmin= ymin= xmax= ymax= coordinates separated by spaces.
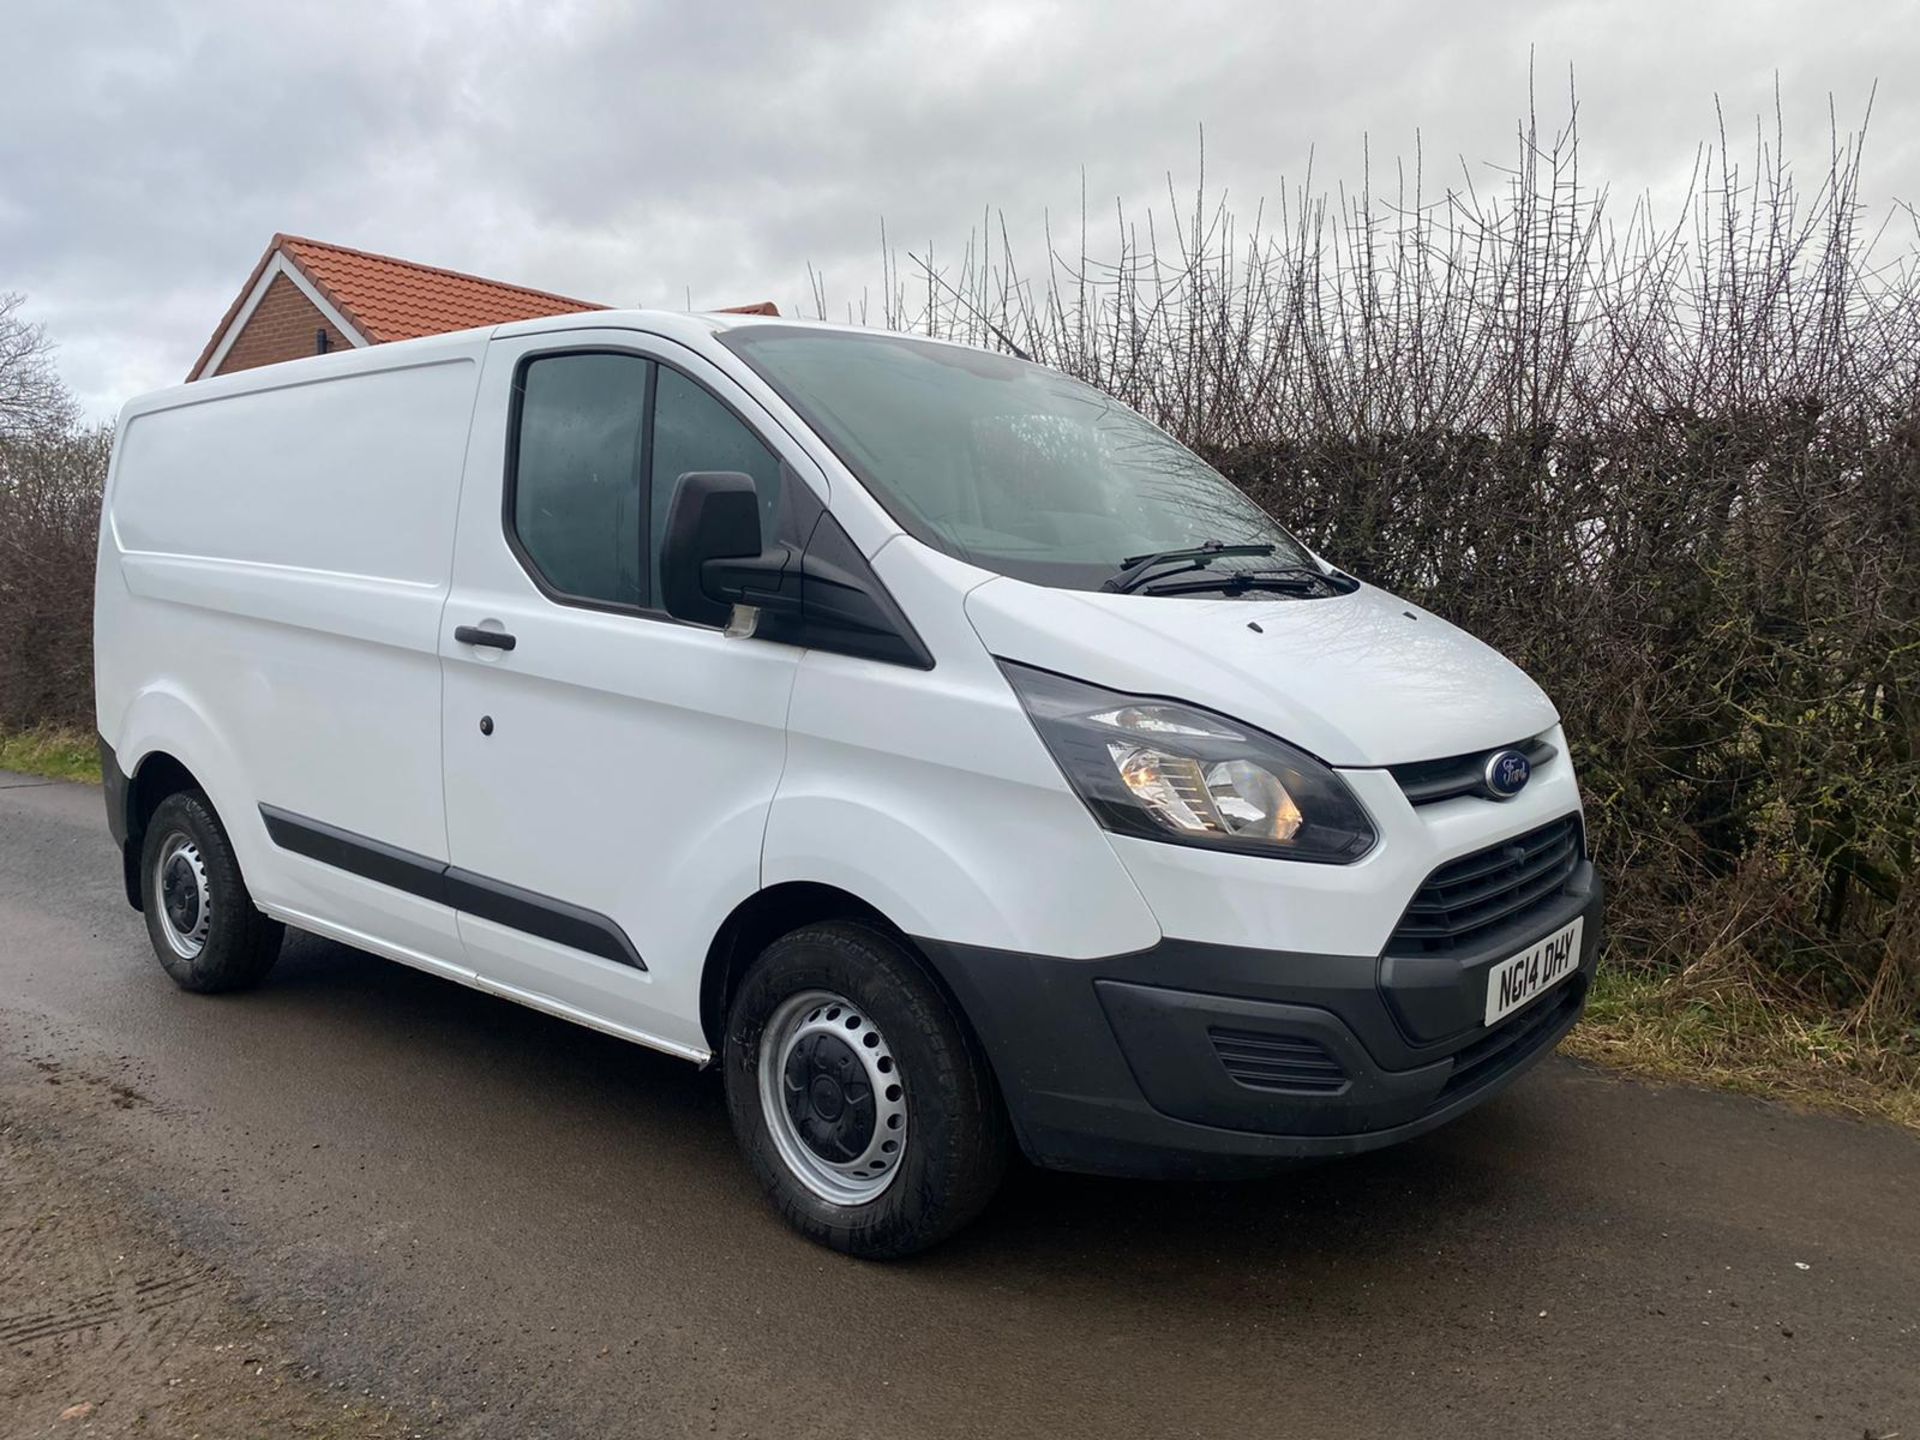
xmin=3 ymin=0 xmax=1912 ymax=421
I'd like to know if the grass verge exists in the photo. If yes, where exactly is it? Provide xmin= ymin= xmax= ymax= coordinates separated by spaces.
xmin=1567 ymin=963 xmax=1920 ymax=1135
xmin=0 ymin=725 xmax=101 ymax=783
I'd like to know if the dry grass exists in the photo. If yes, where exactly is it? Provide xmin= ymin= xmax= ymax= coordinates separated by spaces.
xmin=1568 ymin=963 xmax=1920 ymax=1134
xmin=0 ymin=724 xmax=99 ymax=783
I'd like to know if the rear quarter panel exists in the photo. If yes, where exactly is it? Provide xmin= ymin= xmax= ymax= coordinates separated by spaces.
xmin=95 ymin=341 xmax=485 ymax=960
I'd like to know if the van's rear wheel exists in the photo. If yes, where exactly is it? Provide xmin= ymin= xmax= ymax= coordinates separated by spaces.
xmin=138 ymin=791 xmax=283 ymax=993
xmin=724 ymin=921 xmax=1010 ymax=1258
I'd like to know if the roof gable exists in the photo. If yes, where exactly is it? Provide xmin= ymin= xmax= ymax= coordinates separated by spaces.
xmin=187 ymin=233 xmax=606 ymax=380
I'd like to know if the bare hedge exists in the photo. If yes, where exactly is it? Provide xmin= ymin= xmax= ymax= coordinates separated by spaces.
xmin=0 ymin=425 xmax=109 ymax=735
xmin=1 ymin=290 xmax=105 ymax=736
xmin=876 ymin=99 xmax=1920 ymax=1015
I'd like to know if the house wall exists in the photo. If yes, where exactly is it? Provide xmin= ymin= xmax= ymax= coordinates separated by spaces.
xmin=212 ymin=274 xmax=356 ymax=377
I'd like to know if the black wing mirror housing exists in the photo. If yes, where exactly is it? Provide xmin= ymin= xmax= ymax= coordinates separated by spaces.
xmin=660 ymin=468 xmax=932 ymax=668
xmin=660 ymin=471 xmax=784 ymax=627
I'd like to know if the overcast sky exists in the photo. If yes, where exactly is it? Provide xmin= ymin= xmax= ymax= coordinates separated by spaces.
xmin=5 ymin=0 xmax=1915 ymax=423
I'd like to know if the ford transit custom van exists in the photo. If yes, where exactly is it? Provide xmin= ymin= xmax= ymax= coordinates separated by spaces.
xmin=95 ymin=313 xmax=1602 ymax=1256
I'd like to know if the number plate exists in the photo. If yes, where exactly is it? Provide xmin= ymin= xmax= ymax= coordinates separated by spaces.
xmin=1484 ymin=917 xmax=1584 ymax=1026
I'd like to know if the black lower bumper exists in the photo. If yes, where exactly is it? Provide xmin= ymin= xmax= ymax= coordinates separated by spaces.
xmin=917 ymin=863 xmax=1603 ymax=1179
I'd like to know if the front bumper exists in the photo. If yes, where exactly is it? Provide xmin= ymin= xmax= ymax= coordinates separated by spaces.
xmin=917 ymin=862 xmax=1603 ymax=1178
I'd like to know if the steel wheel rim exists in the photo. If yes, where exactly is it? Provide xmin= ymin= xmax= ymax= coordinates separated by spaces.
xmin=758 ymin=989 xmax=908 ymax=1206
xmin=153 ymin=831 xmax=211 ymax=960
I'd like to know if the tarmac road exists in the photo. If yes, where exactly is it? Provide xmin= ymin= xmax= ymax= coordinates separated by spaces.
xmin=0 ymin=770 xmax=1913 ymax=1438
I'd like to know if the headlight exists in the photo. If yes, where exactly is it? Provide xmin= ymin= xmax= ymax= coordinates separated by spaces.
xmin=999 ymin=661 xmax=1377 ymax=864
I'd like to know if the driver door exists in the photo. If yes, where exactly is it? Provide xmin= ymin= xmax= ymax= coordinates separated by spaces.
xmin=437 ymin=328 xmax=812 ymax=1057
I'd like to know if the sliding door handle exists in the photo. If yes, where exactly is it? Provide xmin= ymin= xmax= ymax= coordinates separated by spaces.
xmin=454 ymin=625 xmax=517 ymax=651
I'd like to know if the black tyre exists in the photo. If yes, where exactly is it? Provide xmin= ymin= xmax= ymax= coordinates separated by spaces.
xmin=138 ymin=790 xmax=283 ymax=993
xmin=724 ymin=921 xmax=1011 ymax=1258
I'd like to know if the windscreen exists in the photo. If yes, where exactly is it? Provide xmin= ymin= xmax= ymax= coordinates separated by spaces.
xmin=719 ymin=327 xmax=1315 ymax=590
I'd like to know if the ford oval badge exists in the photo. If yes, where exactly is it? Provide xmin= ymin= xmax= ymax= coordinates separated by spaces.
xmin=1484 ymin=748 xmax=1532 ymax=799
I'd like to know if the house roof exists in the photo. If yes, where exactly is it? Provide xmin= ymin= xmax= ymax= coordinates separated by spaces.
xmin=187 ymin=232 xmax=782 ymax=381
xmin=276 ymin=235 xmax=608 ymax=344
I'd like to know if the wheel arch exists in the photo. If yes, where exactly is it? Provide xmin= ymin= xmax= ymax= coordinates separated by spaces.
xmin=114 ymin=749 xmax=210 ymax=910
xmin=699 ymin=881 xmax=948 ymax=1057
xmin=104 ymin=682 xmax=248 ymax=911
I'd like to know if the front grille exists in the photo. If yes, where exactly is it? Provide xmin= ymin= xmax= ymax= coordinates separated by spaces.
xmin=1209 ymin=1028 xmax=1349 ymax=1094
xmin=1389 ymin=734 xmax=1558 ymax=805
xmin=1388 ymin=815 xmax=1583 ymax=956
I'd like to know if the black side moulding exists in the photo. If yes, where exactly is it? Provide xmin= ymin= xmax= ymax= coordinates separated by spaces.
xmin=258 ymin=804 xmax=646 ymax=971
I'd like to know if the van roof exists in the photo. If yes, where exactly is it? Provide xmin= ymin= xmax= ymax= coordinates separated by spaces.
xmin=129 ymin=310 xmax=1010 ymax=425
xmin=495 ymin=309 xmax=1010 ymax=357
xmin=490 ymin=308 xmax=891 ymax=338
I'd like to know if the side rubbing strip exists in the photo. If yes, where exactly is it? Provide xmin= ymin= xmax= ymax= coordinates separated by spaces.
xmin=442 ymin=867 xmax=646 ymax=972
xmin=260 ymin=805 xmax=444 ymax=897
xmin=258 ymin=804 xmax=646 ymax=971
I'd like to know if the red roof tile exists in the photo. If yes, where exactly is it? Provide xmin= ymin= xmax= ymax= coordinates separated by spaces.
xmin=188 ymin=233 xmax=781 ymax=380
xmin=278 ymin=234 xmax=606 ymax=343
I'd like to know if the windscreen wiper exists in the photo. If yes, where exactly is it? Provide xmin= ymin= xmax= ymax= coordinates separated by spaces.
xmin=1138 ymin=565 xmax=1356 ymax=598
xmin=1100 ymin=541 xmax=1276 ymax=595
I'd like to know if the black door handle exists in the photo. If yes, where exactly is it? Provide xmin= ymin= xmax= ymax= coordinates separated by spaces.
xmin=454 ymin=625 xmax=517 ymax=651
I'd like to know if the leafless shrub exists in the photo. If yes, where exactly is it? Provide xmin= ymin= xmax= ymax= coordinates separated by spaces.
xmin=0 ymin=291 xmax=79 ymax=440
xmin=0 ymin=424 xmax=109 ymax=733
xmin=855 ymin=85 xmax=1920 ymax=1015
xmin=0 ymin=288 xmax=104 ymax=736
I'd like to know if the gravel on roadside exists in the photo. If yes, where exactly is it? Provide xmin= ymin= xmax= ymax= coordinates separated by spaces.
xmin=0 ymin=1049 xmax=421 ymax=1439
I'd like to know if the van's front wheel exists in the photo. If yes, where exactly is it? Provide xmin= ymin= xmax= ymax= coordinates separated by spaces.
xmin=724 ymin=922 xmax=1010 ymax=1258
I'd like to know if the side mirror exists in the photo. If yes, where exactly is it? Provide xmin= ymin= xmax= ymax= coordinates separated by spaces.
xmin=658 ymin=468 xmax=930 ymax=666
xmin=660 ymin=471 xmax=763 ymax=627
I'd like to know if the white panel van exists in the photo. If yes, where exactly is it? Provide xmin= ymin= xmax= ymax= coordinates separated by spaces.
xmin=95 ymin=313 xmax=1603 ymax=1256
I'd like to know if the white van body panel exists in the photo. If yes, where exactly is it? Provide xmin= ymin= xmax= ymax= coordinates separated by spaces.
xmin=97 ymin=338 xmax=487 ymax=969
xmin=763 ymin=539 xmax=1162 ymax=959
xmin=963 ymin=576 xmax=1559 ymax=768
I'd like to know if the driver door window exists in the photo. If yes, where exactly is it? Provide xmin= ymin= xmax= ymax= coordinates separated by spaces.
xmin=509 ymin=352 xmax=650 ymax=609
xmin=509 ymin=353 xmax=782 ymax=618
